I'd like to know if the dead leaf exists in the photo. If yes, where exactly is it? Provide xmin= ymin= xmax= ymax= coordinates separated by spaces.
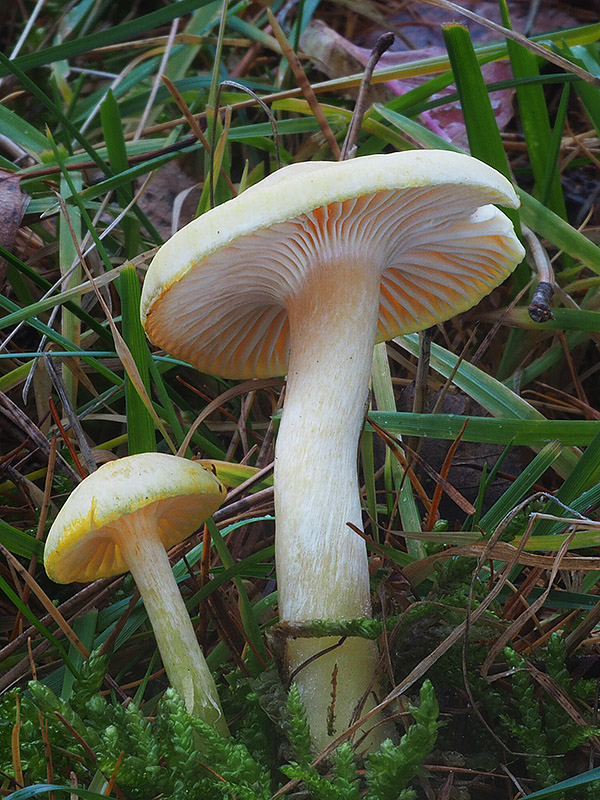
xmin=0 ymin=170 xmax=28 ymax=289
xmin=300 ymin=19 xmax=514 ymax=148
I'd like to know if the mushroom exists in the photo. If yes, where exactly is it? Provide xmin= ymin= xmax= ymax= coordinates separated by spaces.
xmin=44 ymin=452 xmax=228 ymax=735
xmin=140 ymin=150 xmax=525 ymax=748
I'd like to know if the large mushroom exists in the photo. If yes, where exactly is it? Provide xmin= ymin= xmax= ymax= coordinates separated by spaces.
xmin=44 ymin=452 xmax=228 ymax=735
xmin=140 ymin=150 xmax=525 ymax=749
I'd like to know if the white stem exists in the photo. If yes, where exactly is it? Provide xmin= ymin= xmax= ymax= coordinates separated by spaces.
xmin=117 ymin=517 xmax=228 ymax=736
xmin=275 ymin=258 xmax=390 ymax=748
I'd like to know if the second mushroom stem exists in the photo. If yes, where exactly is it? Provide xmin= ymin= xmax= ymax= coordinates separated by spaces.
xmin=118 ymin=517 xmax=229 ymax=737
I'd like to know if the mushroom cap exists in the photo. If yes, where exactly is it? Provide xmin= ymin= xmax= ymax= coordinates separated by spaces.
xmin=44 ymin=453 xmax=226 ymax=583
xmin=141 ymin=150 xmax=525 ymax=380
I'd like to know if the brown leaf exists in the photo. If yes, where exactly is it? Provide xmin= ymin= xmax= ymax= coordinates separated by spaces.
xmin=0 ymin=170 xmax=28 ymax=289
xmin=300 ymin=20 xmax=514 ymax=148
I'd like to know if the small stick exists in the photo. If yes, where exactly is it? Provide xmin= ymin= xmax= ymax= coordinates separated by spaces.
xmin=407 ymin=328 xmax=431 ymax=456
xmin=340 ymin=32 xmax=395 ymax=160
xmin=522 ymin=226 xmax=554 ymax=323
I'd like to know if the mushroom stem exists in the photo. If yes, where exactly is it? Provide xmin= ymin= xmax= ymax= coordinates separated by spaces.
xmin=116 ymin=514 xmax=229 ymax=736
xmin=275 ymin=258 xmax=388 ymax=748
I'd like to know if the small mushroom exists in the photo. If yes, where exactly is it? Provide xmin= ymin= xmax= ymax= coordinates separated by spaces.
xmin=140 ymin=151 xmax=525 ymax=748
xmin=44 ymin=452 xmax=228 ymax=735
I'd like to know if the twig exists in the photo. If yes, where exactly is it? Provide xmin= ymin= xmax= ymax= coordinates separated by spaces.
xmin=522 ymin=225 xmax=555 ymax=323
xmin=0 ymin=390 xmax=80 ymax=483
xmin=407 ymin=328 xmax=431 ymax=456
xmin=340 ymin=32 xmax=395 ymax=160
xmin=0 ymin=578 xmax=121 ymax=664
xmin=177 ymin=378 xmax=284 ymax=457
xmin=213 ymin=486 xmax=274 ymax=524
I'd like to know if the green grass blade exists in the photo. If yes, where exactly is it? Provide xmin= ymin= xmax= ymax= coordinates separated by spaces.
xmin=478 ymin=441 xmax=563 ymax=534
xmin=61 ymin=610 xmax=98 ymax=700
xmin=518 ymin=190 xmax=600 ymax=275
xmin=520 ymin=766 xmax=600 ymax=798
xmin=205 ymin=517 xmax=268 ymax=665
xmin=540 ymin=82 xmax=570 ymax=209
xmin=371 ymin=343 xmax=423 ymax=553
xmin=165 ymin=0 xmax=223 ymax=85
xmin=396 ymin=333 xmax=578 ymax=477
xmin=0 ymin=266 xmax=120 ymax=334
xmin=0 ymin=244 xmax=114 ymax=345
xmin=442 ymin=22 xmax=526 ymax=380
xmin=118 ymin=264 xmax=156 ymax=454
xmin=0 ymin=105 xmax=49 ymax=154
xmin=533 ymin=428 xmax=600 ymax=537
xmin=0 ymin=294 xmax=121 ymax=386
xmin=492 ymin=306 xmax=600 ymax=331
xmin=441 ymin=25 xmax=512 ymax=184
xmin=59 ymin=172 xmax=82 ymax=405
xmin=499 ymin=0 xmax=567 ymax=218
xmin=360 ymin=427 xmax=378 ymax=536
xmin=100 ymin=90 xmax=141 ymax=258
xmin=0 ymin=520 xmax=43 ymax=558
xmin=368 ymin=414 xmax=600 ymax=447
xmin=5 ymin=785 xmax=122 ymax=800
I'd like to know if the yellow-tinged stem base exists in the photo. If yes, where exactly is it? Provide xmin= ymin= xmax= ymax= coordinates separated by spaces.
xmin=117 ymin=516 xmax=229 ymax=736
xmin=287 ymin=636 xmax=388 ymax=750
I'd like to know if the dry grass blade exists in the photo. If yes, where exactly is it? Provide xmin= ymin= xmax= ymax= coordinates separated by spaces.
xmin=268 ymin=9 xmax=340 ymax=159
xmin=11 ymin=692 xmax=23 ymax=788
xmin=3 ymin=3 xmax=600 ymax=795
xmin=134 ymin=18 xmax=179 ymax=140
xmin=160 ymin=75 xmax=238 ymax=198
xmin=566 ymin=598 xmax=600 ymax=653
xmin=209 ymin=103 xmax=233 ymax=208
xmin=425 ymin=417 xmax=469 ymax=530
xmin=527 ymin=661 xmax=600 ymax=738
xmin=0 ymin=390 xmax=80 ymax=483
xmin=177 ymin=378 xmax=284 ymax=457
xmin=481 ymin=529 xmax=575 ymax=675
xmin=161 ymin=75 xmax=211 ymax=144
xmin=370 ymin=416 xmax=475 ymax=515
xmin=42 ymin=355 xmax=97 ymax=475
xmin=0 ymin=543 xmax=89 ymax=658
xmin=402 ymin=539 xmax=600 ymax=585
xmin=10 ymin=435 xmax=57 ymax=641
